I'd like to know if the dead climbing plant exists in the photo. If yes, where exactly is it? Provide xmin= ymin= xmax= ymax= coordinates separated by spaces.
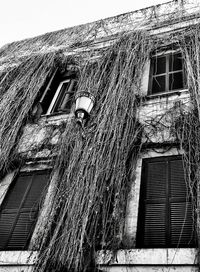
xmin=2 ymin=21 xmax=200 ymax=272
xmin=0 ymin=52 xmax=61 ymax=174
xmin=33 ymin=31 xmax=153 ymax=272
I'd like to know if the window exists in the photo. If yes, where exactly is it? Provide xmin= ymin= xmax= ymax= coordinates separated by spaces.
xmin=40 ymin=70 xmax=77 ymax=115
xmin=0 ymin=171 xmax=49 ymax=250
xmin=149 ymin=52 xmax=185 ymax=95
xmin=45 ymin=79 xmax=77 ymax=115
xmin=136 ymin=156 xmax=196 ymax=248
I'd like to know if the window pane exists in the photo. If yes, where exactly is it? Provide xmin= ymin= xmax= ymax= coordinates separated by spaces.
xmin=59 ymin=92 xmax=74 ymax=112
xmin=53 ymin=82 xmax=71 ymax=112
xmin=41 ymin=75 xmax=60 ymax=114
xmin=169 ymin=53 xmax=183 ymax=72
xmin=169 ymin=72 xmax=183 ymax=90
xmin=53 ymin=80 xmax=76 ymax=113
xmin=152 ymin=75 xmax=166 ymax=94
xmin=153 ymin=56 xmax=166 ymax=75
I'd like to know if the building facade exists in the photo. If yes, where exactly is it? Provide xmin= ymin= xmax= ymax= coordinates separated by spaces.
xmin=0 ymin=0 xmax=199 ymax=271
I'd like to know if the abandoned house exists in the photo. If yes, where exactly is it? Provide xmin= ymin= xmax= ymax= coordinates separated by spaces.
xmin=0 ymin=0 xmax=200 ymax=271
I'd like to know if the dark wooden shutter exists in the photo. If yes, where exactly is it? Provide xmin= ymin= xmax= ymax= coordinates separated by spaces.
xmin=169 ymin=159 xmax=195 ymax=247
xmin=0 ymin=171 xmax=49 ymax=250
xmin=137 ymin=156 xmax=196 ymax=248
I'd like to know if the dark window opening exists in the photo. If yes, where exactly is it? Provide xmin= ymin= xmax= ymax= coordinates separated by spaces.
xmin=149 ymin=52 xmax=185 ymax=95
xmin=136 ymin=156 xmax=196 ymax=248
xmin=0 ymin=171 xmax=49 ymax=250
xmin=40 ymin=71 xmax=61 ymax=114
xmin=51 ymin=79 xmax=77 ymax=114
xmin=152 ymin=75 xmax=166 ymax=94
xmin=169 ymin=72 xmax=183 ymax=91
xmin=40 ymin=70 xmax=78 ymax=115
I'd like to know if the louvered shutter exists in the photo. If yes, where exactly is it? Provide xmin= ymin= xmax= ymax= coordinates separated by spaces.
xmin=137 ymin=159 xmax=168 ymax=247
xmin=0 ymin=171 xmax=49 ymax=250
xmin=137 ymin=156 xmax=196 ymax=248
xmin=169 ymin=159 xmax=195 ymax=247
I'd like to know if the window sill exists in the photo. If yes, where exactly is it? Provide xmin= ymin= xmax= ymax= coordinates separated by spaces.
xmin=0 ymin=249 xmax=196 ymax=266
xmin=40 ymin=112 xmax=73 ymax=123
xmin=146 ymin=89 xmax=188 ymax=100
xmin=0 ymin=251 xmax=37 ymax=265
xmin=97 ymin=248 xmax=197 ymax=265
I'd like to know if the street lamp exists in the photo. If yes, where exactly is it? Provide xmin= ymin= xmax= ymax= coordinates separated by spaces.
xmin=75 ymin=91 xmax=95 ymax=126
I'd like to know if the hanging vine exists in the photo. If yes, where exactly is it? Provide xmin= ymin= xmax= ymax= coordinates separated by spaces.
xmin=31 ymin=31 xmax=153 ymax=272
xmin=1 ymin=19 xmax=200 ymax=272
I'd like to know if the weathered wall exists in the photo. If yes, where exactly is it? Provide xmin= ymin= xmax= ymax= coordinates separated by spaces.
xmin=100 ymin=266 xmax=198 ymax=272
xmin=97 ymin=248 xmax=197 ymax=271
xmin=0 ymin=1 xmax=199 ymax=271
xmin=2 ymin=70 xmax=194 ymax=272
xmin=0 ymin=251 xmax=36 ymax=272
xmin=2 ymin=51 xmax=194 ymax=272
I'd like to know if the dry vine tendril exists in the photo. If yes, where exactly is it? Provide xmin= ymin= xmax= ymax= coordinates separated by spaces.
xmin=1 ymin=23 xmax=200 ymax=271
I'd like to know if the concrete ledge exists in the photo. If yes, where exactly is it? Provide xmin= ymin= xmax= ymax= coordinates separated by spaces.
xmin=0 ymin=251 xmax=37 ymax=265
xmin=97 ymin=248 xmax=197 ymax=265
xmin=99 ymin=265 xmax=198 ymax=272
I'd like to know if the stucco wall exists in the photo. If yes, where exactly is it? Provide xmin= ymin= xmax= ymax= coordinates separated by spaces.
xmin=2 ymin=58 xmax=194 ymax=272
xmin=0 ymin=251 xmax=36 ymax=272
xmin=1 ymin=91 xmax=195 ymax=271
xmin=0 ymin=1 xmax=199 ymax=271
xmin=97 ymin=248 xmax=197 ymax=271
xmin=99 ymin=266 xmax=198 ymax=272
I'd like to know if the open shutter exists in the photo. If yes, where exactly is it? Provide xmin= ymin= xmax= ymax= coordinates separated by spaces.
xmin=0 ymin=171 xmax=49 ymax=250
xmin=137 ymin=156 xmax=196 ymax=248
xmin=53 ymin=79 xmax=77 ymax=113
xmin=39 ymin=69 xmax=59 ymax=114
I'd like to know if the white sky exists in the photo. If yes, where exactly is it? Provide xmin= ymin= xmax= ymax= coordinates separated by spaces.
xmin=0 ymin=0 xmax=174 ymax=48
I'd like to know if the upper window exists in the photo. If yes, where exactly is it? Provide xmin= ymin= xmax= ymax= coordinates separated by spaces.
xmin=136 ymin=156 xmax=196 ymax=248
xmin=0 ymin=171 xmax=49 ymax=250
xmin=40 ymin=70 xmax=78 ymax=115
xmin=148 ymin=52 xmax=185 ymax=95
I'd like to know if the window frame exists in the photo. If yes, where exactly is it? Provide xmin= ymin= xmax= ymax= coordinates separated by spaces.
xmin=39 ymin=69 xmax=78 ymax=116
xmin=46 ymin=78 xmax=77 ymax=115
xmin=0 ymin=169 xmax=50 ymax=250
xmin=136 ymin=155 xmax=196 ymax=249
xmin=148 ymin=50 xmax=186 ymax=96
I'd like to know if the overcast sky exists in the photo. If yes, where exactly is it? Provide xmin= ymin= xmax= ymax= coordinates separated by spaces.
xmin=0 ymin=0 xmax=182 ymax=48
